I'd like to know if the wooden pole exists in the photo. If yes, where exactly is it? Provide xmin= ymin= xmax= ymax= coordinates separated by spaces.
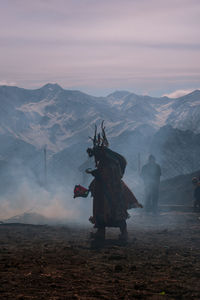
xmin=138 ymin=152 xmax=141 ymax=175
xmin=44 ymin=145 xmax=47 ymax=186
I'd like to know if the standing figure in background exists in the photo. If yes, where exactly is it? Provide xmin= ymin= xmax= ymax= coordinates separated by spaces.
xmin=86 ymin=122 xmax=142 ymax=243
xmin=141 ymin=155 xmax=161 ymax=214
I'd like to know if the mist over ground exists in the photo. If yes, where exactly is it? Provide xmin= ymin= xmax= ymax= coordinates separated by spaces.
xmin=0 ymin=84 xmax=199 ymax=224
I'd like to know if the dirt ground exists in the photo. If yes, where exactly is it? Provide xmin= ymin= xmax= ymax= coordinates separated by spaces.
xmin=0 ymin=212 xmax=200 ymax=300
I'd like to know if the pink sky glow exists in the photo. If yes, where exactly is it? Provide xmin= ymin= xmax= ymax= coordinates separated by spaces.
xmin=0 ymin=0 xmax=200 ymax=96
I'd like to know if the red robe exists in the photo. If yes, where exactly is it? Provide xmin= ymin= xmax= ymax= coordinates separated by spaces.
xmin=89 ymin=154 xmax=141 ymax=228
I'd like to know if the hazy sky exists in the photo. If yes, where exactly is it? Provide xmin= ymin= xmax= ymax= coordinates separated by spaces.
xmin=0 ymin=0 xmax=200 ymax=96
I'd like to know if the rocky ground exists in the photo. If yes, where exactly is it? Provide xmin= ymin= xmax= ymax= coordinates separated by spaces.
xmin=0 ymin=211 xmax=200 ymax=299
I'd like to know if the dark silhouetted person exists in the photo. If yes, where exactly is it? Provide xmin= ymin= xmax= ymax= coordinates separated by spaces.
xmin=141 ymin=155 xmax=161 ymax=214
xmin=86 ymin=122 xmax=142 ymax=242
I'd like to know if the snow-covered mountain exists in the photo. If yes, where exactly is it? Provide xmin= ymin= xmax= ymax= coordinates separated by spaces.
xmin=1 ymin=83 xmax=200 ymax=152
xmin=166 ymin=90 xmax=200 ymax=133
xmin=107 ymin=89 xmax=200 ymax=132
xmin=0 ymin=83 xmax=200 ymax=189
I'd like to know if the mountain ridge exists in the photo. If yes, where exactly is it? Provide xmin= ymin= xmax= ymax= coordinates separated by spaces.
xmin=0 ymin=83 xmax=199 ymax=187
xmin=1 ymin=83 xmax=199 ymax=99
xmin=0 ymin=83 xmax=200 ymax=152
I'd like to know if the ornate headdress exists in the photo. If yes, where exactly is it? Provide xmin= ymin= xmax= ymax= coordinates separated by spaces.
xmin=89 ymin=121 xmax=109 ymax=148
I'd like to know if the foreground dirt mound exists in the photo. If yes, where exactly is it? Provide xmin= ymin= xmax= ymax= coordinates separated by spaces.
xmin=0 ymin=212 xmax=199 ymax=299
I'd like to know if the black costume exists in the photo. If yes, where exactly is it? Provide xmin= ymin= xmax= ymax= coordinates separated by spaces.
xmin=86 ymin=122 xmax=142 ymax=241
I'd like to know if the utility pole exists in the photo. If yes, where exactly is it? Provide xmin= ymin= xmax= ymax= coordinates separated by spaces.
xmin=44 ymin=145 xmax=47 ymax=186
xmin=138 ymin=152 xmax=141 ymax=175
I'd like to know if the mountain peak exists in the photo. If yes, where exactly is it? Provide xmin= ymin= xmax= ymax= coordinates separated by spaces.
xmin=107 ymin=90 xmax=132 ymax=99
xmin=188 ymin=89 xmax=200 ymax=96
xmin=177 ymin=89 xmax=200 ymax=101
xmin=42 ymin=83 xmax=63 ymax=91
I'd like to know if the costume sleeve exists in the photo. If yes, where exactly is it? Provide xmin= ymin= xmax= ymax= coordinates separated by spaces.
xmin=90 ymin=169 xmax=101 ymax=180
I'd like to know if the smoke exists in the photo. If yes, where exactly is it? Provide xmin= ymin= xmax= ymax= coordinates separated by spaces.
xmin=0 ymin=116 xmax=197 ymax=228
xmin=0 ymin=156 xmax=93 ymax=226
xmin=0 ymin=80 xmax=17 ymax=86
xmin=0 ymin=146 xmax=196 ymax=229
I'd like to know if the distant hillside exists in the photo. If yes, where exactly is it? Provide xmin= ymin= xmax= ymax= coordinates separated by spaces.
xmin=150 ymin=125 xmax=200 ymax=178
xmin=159 ymin=170 xmax=200 ymax=205
xmin=0 ymin=83 xmax=200 ymax=192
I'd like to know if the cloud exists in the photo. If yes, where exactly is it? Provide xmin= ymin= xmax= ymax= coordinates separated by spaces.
xmin=163 ymin=88 xmax=200 ymax=98
xmin=1 ymin=0 xmax=200 ymax=46
xmin=0 ymin=0 xmax=200 ymax=95
xmin=0 ymin=80 xmax=17 ymax=86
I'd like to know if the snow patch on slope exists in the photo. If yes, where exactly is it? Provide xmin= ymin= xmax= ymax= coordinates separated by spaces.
xmin=153 ymin=102 xmax=173 ymax=127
